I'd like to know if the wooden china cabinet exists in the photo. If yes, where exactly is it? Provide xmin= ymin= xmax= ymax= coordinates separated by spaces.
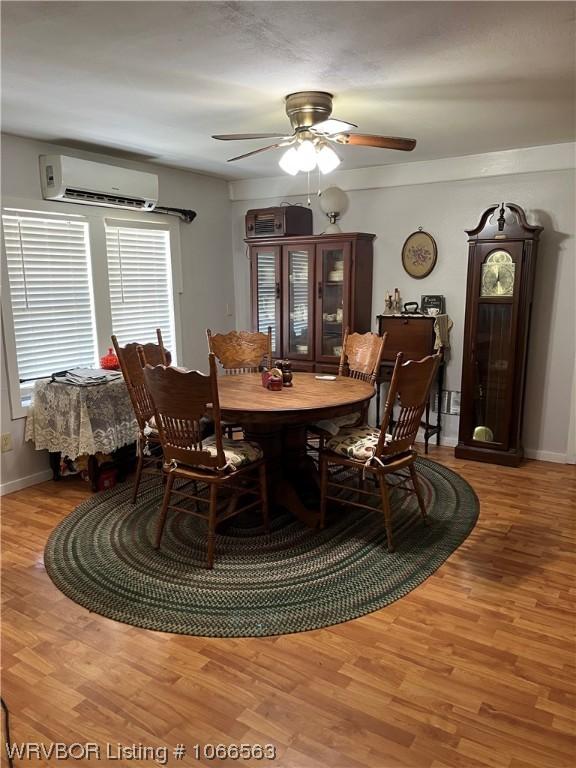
xmin=248 ymin=233 xmax=375 ymax=371
xmin=455 ymin=203 xmax=542 ymax=466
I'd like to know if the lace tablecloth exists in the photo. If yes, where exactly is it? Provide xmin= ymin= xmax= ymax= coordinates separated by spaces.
xmin=25 ymin=378 xmax=139 ymax=459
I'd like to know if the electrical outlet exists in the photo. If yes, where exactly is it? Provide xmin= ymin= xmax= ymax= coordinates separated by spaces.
xmin=433 ymin=391 xmax=461 ymax=415
xmin=449 ymin=392 xmax=461 ymax=416
xmin=1 ymin=433 xmax=13 ymax=453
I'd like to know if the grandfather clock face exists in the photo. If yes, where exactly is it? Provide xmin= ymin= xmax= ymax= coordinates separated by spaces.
xmin=480 ymin=250 xmax=515 ymax=297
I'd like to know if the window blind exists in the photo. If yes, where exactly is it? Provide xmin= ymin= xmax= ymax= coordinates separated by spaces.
xmin=2 ymin=215 xmax=97 ymax=383
xmin=289 ymin=251 xmax=309 ymax=337
xmin=105 ymin=225 xmax=175 ymax=355
xmin=256 ymin=252 xmax=277 ymax=348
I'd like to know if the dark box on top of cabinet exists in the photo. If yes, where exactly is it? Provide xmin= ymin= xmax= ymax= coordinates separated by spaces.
xmin=377 ymin=314 xmax=437 ymax=363
xmin=245 ymin=206 xmax=313 ymax=238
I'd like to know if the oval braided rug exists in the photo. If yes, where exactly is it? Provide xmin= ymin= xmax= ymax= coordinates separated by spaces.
xmin=44 ymin=458 xmax=478 ymax=637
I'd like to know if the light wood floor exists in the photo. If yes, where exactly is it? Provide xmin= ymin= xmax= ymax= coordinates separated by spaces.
xmin=2 ymin=447 xmax=575 ymax=768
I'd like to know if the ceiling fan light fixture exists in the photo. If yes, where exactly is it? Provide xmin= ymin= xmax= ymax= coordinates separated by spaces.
xmin=296 ymin=139 xmax=317 ymax=172
xmin=278 ymin=146 xmax=300 ymax=175
xmin=316 ymin=144 xmax=341 ymax=174
xmin=215 ymin=91 xmax=417 ymax=168
xmin=313 ymin=118 xmax=357 ymax=135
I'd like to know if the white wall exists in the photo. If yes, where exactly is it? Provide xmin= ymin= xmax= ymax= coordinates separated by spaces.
xmin=1 ymin=133 xmax=234 ymax=492
xmin=2 ymin=138 xmax=574 ymax=494
xmin=230 ymin=151 xmax=576 ymax=462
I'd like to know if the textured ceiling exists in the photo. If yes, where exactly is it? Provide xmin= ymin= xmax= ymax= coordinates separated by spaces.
xmin=2 ymin=1 xmax=575 ymax=179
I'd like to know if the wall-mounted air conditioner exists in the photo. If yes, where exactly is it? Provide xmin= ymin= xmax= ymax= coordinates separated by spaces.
xmin=39 ymin=155 xmax=159 ymax=211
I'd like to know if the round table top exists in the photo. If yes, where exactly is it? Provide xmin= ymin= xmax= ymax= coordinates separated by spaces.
xmin=216 ymin=372 xmax=374 ymax=425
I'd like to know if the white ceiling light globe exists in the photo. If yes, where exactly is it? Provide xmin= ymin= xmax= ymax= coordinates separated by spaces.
xmin=296 ymin=140 xmax=317 ymax=172
xmin=316 ymin=145 xmax=341 ymax=174
xmin=278 ymin=147 xmax=300 ymax=175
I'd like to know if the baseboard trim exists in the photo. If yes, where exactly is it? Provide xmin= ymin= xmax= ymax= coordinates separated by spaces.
xmin=415 ymin=435 xmax=458 ymax=449
xmin=1 ymin=469 xmax=53 ymax=496
xmin=415 ymin=438 xmax=568 ymax=463
xmin=524 ymin=449 xmax=568 ymax=464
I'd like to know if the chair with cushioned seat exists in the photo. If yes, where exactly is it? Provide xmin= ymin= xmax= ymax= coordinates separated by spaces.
xmin=140 ymin=351 xmax=269 ymax=569
xmin=112 ymin=329 xmax=169 ymax=503
xmin=308 ymin=328 xmax=386 ymax=454
xmin=319 ymin=350 xmax=441 ymax=551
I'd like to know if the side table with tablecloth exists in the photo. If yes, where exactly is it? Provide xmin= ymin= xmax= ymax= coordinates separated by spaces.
xmin=25 ymin=377 xmax=139 ymax=487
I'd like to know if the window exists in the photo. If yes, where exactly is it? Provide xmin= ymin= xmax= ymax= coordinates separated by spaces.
xmin=2 ymin=214 xmax=97 ymax=386
xmin=105 ymin=223 xmax=175 ymax=354
xmin=2 ymin=204 xmax=182 ymax=417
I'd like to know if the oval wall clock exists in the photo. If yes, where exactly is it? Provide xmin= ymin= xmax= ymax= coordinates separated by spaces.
xmin=401 ymin=228 xmax=438 ymax=279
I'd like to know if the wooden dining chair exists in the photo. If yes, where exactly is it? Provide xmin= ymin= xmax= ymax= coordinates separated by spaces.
xmin=206 ymin=327 xmax=272 ymax=437
xmin=206 ymin=327 xmax=272 ymax=373
xmin=112 ymin=329 xmax=169 ymax=503
xmin=319 ymin=351 xmax=441 ymax=551
xmin=139 ymin=351 xmax=269 ymax=569
xmin=308 ymin=329 xmax=387 ymax=453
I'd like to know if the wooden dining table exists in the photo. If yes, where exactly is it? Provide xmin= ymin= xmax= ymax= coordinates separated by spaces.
xmin=214 ymin=372 xmax=375 ymax=526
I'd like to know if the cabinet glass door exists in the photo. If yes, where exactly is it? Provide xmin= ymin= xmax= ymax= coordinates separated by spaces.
xmin=251 ymin=246 xmax=280 ymax=357
xmin=471 ymin=302 xmax=514 ymax=446
xmin=283 ymin=246 xmax=314 ymax=359
xmin=316 ymin=243 xmax=350 ymax=360
xmin=465 ymin=243 xmax=523 ymax=448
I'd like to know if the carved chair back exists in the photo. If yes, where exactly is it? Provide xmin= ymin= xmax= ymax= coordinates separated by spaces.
xmin=338 ymin=329 xmax=387 ymax=384
xmin=140 ymin=352 xmax=225 ymax=470
xmin=206 ymin=327 xmax=272 ymax=375
xmin=377 ymin=351 xmax=441 ymax=458
xmin=112 ymin=329 xmax=168 ymax=430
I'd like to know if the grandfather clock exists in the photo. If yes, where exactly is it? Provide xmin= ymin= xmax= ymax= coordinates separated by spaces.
xmin=455 ymin=203 xmax=542 ymax=466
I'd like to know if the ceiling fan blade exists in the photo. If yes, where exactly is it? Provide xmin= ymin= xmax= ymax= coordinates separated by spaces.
xmin=212 ymin=133 xmax=288 ymax=141
xmin=339 ymin=134 xmax=417 ymax=151
xmin=227 ymin=142 xmax=286 ymax=162
xmin=312 ymin=118 xmax=358 ymax=134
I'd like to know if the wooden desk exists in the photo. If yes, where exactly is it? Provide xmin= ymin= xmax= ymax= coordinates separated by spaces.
xmin=215 ymin=372 xmax=374 ymax=526
xmin=376 ymin=314 xmax=445 ymax=453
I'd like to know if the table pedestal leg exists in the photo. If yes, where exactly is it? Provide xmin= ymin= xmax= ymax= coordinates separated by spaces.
xmin=244 ymin=423 xmax=319 ymax=528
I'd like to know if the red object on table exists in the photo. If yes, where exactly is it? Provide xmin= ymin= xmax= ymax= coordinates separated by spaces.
xmin=100 ymin=347 xmax=120 ymax=370
xmin=268 ymin=377 xmax=283 ymax=391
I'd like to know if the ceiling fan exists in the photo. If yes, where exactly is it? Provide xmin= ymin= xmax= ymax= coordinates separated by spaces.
xmin=212 ymin=91 xmax=417 ymax=175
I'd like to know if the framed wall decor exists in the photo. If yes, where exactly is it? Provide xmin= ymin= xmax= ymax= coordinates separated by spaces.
xmin=421 ymin=294 xmax=445 ymax=314
xmin=401 ymin=228 xmax=437 ymax=278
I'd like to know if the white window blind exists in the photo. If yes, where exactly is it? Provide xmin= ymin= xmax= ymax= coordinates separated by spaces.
xmin=105 ymin=224 xmax=175 ymax=355
xmin=2 ymin=214 xmax=97 ymax=384
xmin=256 ymin=252 xmax=277 ymax=348
xmin=289 ymin=250 xmax=309 ymax=337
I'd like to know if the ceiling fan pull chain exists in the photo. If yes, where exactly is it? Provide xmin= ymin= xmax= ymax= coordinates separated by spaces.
xmin=307 ymin=171 xmax=311 ymax=207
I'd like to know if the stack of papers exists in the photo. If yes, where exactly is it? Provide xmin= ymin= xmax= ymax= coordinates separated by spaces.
xmin=51 ymin=368 xmax=123 ymax=386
